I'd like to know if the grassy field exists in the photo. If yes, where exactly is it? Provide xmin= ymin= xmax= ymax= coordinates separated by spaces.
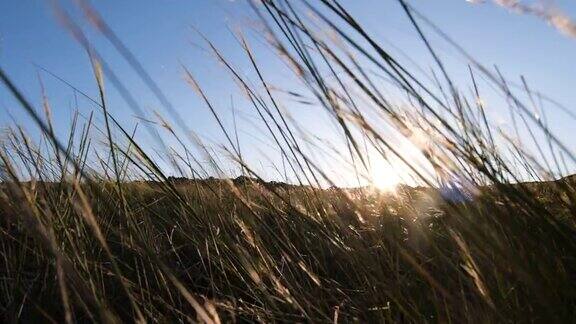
xmin=2 ymin=0 xmax=576 ymax=322
xmin=1 ymin=176 xmax=576 ymax=322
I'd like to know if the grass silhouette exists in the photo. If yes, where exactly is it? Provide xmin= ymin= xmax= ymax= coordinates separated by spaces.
xmin=1 ymin=0 xmax=576 ymax=322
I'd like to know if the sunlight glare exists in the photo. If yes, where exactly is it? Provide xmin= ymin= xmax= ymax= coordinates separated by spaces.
xmin=370 ymin=160 xmax=402 ymax=192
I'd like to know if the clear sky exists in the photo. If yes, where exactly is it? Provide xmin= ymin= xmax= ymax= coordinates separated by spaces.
xmin=1 ymin=0 xmax=575 ymax=184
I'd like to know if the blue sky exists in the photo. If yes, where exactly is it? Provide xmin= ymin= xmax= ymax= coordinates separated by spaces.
xmin=1 ymin=0 xmax=575 ymax=183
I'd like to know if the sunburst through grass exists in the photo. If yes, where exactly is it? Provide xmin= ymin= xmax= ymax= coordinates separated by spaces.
xmin=1 ymin=0 xmax=576 ymax=323
xmin=370 ymin=158 xmax=403 ymax=192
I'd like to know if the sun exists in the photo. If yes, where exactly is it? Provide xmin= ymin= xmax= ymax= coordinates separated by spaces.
xmin=370 ymin=160 xmax=402 ymax=192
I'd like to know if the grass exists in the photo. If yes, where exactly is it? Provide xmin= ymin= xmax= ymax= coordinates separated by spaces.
xmin=1 ymin=0 xmax=576 ymax=322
